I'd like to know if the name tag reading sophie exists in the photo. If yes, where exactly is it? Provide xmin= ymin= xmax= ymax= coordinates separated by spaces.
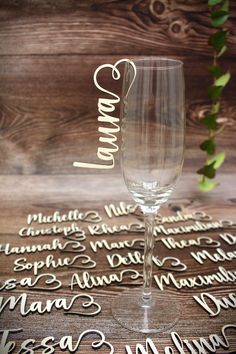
xmin=73 ymin=59 xmax=136 ymax=169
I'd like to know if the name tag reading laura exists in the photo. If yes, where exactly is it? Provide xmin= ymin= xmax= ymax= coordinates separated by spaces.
xmin=73 ymin=59 xmax=136 ymax=169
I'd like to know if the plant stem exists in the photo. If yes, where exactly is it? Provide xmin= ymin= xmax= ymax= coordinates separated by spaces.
xmin=142 ymin=210 xmax=156 ymax=304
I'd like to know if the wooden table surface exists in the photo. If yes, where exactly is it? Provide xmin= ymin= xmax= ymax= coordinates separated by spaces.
xmin=0 ymin=172 xmax=236 ymax=353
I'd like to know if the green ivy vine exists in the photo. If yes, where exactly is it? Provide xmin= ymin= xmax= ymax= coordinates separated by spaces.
xmin=197 ymin=0 xmax=231 ymax=192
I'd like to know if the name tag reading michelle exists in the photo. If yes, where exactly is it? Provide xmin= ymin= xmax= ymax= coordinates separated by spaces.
xmin=73 ymin=59 xmax=136 ymax=169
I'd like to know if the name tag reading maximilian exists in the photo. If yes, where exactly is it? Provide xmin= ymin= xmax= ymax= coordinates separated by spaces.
xmin=73 ymin=59 xmax=136 ymax=169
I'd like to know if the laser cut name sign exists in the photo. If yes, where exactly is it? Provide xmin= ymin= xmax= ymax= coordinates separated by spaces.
xmin=27 ymin=209 xmax=102 ymax=225
xmin=104 ymin=201 xmax=213 ymax=223
xmin=0 ymin=328 xmax=114 ymax=353
xmin=0 ymin=293 xmax=101 ymax=317
xmin=73 ymin=59 xmax=136 ymax=169
xmin=13 ymin=254 xmax=96 ymax=276
xmin=125 ymin=324 xmax=236 ymax=354
xmin=193 ymin=291 xmax=236 ymax=317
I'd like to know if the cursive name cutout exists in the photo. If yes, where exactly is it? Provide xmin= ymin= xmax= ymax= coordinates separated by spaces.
xmin=106 ymin=251 xmax=187 ymax=272
xmin=27 ymin=209 xmax=102 ymax=225
xmin=125 ymin=324 xmax=236 ymax=354
xmin=0 ymin=238 xmax=86 ymax=256
xmin=193 ymin=291 xmax=236 ymax=317
xmin=73 ymin=59 xmax=136 ymax=169
xmin=0 ymin=293 xmax=101 ymax=317
xmin=70 ymin=269 xmax=142 ymax=291
xmin=154 ymin=266 xmax=236 ymax=291
xmin=0 ymin=328 xmax=114 ymax=353
xmin=13 ymin=254 xmax=96 ymax=276
xmin=0 ymin=273 xmax=62 ymax=292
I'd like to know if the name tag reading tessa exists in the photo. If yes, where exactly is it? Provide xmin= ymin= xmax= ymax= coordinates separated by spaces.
xmin=73 ymin=59 xmax=136 ymax=169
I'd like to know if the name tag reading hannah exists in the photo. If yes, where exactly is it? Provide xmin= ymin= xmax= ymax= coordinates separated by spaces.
xmin=73 ymin=59 xmax=136 ymax=169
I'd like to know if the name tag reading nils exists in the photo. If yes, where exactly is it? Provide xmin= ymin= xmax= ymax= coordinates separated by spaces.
xmin=73 ymin=59 xmax=136 ymax=169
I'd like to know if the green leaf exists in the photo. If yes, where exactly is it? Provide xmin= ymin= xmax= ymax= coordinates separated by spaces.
xmin=208 ymin=86 xmax=223 ymax=102
xmin=201 ymin=114 xmax=218 ymax=130
xmin=209 ymin=30 xmax=228 ymax=51
xmin=200 ymin=139 xmax=216 ymax=155
xmin=220 ymin=0 xmax=229 ymax=12
xmin=217 ymin=45 xmax=227 ymax=57
xmin=208 ymin=65 xmax=221 ymax=77
xmin=208 ymin=0 xmax=223 ymax=5
xmin=197 ymin=162 xmax=216 ymax=179
xmin=198 ymin=178 xmax=218 ymax=192
xmin=215 ymin=72 xmax=231 ymax=86
xmin=208 ymin=151 xmax=226 ymax=169
xmin=212 ymin=102 xmax=220 ymax=113
xmin=211 ymin=11 xmax=229 ymax=27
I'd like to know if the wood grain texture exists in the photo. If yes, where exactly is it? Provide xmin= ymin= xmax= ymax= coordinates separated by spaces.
xmin=0 ymin=0 xmax=235 ymax=56
xmin=0 ymin=55 xmax=235 ymax=175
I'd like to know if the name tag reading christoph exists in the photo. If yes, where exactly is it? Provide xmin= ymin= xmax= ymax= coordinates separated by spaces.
xmin=73 ymin=59 xmax=136 ymax=169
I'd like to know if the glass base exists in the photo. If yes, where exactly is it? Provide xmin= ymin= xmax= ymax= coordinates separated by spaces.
xmin=111 ymin=288 xmax=180 ymax=333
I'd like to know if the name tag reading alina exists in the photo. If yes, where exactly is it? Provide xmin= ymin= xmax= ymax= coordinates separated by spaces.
xmin=73 ymin=59 xmax=136 ymax=169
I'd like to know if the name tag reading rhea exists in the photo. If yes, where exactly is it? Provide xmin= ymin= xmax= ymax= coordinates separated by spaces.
xmin=73 ymin=59 xmax=136 ymax=169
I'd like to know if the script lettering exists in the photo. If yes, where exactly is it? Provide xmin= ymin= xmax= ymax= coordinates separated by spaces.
xmin=0 ymin=328 xmax=114 ymax=353
xmin=14 ymin=254 xmax=96 ymax=276
xmin=0 ymin=293 xmax=101 ymax=317
xmin=19 ymin=223 xmax=86 ymax=238
xmin=0 ymin=273 xmax=61 ymax=292
xmin=27 ymin=209 xmax=101 ymax=225
xmin=191 ymin=248 xmax=236 ymax=265
xmin=106 ymin=251 xmax=186 ymax=272
xmin=70 ymin=269 xmax=142 ymax=291
xmin=125 ymin=324 xmax=236 ymax=354
xmin=104 ymin=202 xmax=139 ymax=218
xmin=153 ymin=221 xmax=226 ymax=236
xmin=154 ymin=266 xmax=236 ymax=291
xmin=220 ymin=232 xmax=236 ymax=245
xmin=88 ymin=223 xmax=144 ymax=236
xmin=90 ymin=238 xmax=144 ymax=253
xmin=0 ymin=238 xmax=85 ymax=256
xmin=160 ymin=236 xmax=220 ymax=250
xmin=73 ymin=59 xmax=136 ymax=169
xmin=193 ymin=292 xmax=236 ymax=317
xmin=104 ymin=203 xmax=213 ymax=223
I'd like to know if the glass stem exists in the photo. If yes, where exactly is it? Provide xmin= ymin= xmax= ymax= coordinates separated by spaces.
xmin=142 ymin=210 xmax=157 ymax=303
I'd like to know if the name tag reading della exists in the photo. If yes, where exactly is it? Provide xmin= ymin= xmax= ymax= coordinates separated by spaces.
xmin=73 ymin=59 xmax=136 ymax=169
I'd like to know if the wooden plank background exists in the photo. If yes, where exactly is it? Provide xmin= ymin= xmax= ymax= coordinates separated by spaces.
xmin=0 ymin=0 xmax=236 ymax=175
xmin=0 ymin=1 xmax=236 ymax=353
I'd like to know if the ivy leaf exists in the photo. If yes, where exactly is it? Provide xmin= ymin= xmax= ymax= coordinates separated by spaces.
xmin=198 ymin=178 xmax=218 ymax=192
xmin=200 ymin=139 xmax=216 ymax=155
xmin=211 ymin=11 xmax=229 ymax=27
xmin=208 ymin=151 xmax=225 ymax=169
xmin=208 ymin=0 xmax=223 ymax=5
xmin=209 ymin=30 xmax=228 ymax=51
xmin=217 ymin=45 xmax=227 ymax=57
xmin=208 ymin=65 xmax=221 ymax=77
xmin=208 ymin=86 xmax=223 ymax=102
xmin=215 ymin=71 xmax=231 ymax=86
xmin=201 ymin=114 xmax=218 ymax=130
xmin=220 ymin=0 xmax=229 ymax=12
xmin=212 ymin=102 xmax=220 ymax=113
xmin=197 ymin=162 xmax=216 ymax=179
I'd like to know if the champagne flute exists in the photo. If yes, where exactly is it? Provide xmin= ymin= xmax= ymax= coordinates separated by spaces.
xmin=112 ymin=57 xmax=185 ymax=333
